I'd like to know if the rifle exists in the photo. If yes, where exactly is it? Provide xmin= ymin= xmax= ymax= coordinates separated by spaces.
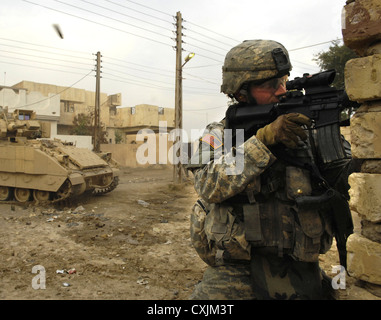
xmin=225 ymin=69 xmax=359 ymax=164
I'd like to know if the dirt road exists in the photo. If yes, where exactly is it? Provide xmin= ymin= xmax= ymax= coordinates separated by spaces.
xmin=0 ymin=166 xmax=379 ymax=300
xmin=0 ymin=166 xmax=206 ymax=300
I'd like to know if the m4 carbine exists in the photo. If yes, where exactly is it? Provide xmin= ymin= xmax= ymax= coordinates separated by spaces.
xmin=225 ymin=69 xmax=359 ymax=164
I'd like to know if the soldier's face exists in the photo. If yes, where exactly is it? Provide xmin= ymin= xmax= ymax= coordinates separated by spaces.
xmin=250 ymin=75 xmax=288 ymax=105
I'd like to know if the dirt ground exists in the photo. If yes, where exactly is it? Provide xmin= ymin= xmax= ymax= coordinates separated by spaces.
xmin=0 ymin=166 xmax=379 ymax=300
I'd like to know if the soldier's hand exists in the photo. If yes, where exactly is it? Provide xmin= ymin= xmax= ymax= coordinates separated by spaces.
xmin=256 ymin=113 xmax=312 ymax=149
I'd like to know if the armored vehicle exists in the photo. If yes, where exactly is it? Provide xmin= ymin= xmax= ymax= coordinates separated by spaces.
xmin=0 ymin=108 xmax=119 ymax=203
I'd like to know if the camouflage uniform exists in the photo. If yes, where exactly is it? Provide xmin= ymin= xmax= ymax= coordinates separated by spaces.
xmin=187 ymin=40 xmax=353 ymax=300
xmin=188 ymin=121 xmax=336 ymax=300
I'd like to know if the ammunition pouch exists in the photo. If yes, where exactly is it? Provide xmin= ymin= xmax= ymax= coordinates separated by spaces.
xmin=190 ymin=200 xmax=251 ymax=267
xmin=190 ymin=164 xmax=336 ymax=266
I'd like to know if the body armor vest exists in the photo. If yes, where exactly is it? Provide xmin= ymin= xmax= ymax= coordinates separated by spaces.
xmin=190 ymin=129 xmax=353 ymax=267
xmin=218 ymin=143 xmax=335 ymax=262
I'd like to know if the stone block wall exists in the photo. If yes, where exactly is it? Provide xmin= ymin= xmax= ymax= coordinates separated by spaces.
xmin=342 ymin=0 xmax=381 ymax=297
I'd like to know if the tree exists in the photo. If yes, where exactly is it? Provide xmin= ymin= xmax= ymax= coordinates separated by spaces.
xmin=72 ymin=111 xmax=108 ymax=144
xmin=313 ymin=40 xmax=358 ymax=89
xmin=72 ymin=113 xmax=92 ymax=135
xmin=114 ymin=129 xmax=124 ymax=144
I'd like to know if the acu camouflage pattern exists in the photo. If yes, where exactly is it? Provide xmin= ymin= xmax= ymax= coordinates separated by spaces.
xmin=221 ymin=39 xmax=292 ymax=95
xmin=188 ymin=121 xmax=275 ymax=265
xmin=190 ymin=200 xmax=251 ymax=267
xmin=189 ymin=121 xmax=276 ymax=203
xmin=189 ymin=253 xmax=327 ymax=300
xmin=189 ymin=120 xmax=275 ymax=265
xmin=189 ymin=121 xmax=336 ymax=300
xmin=189 ymin=264 xmax=255 ymax=300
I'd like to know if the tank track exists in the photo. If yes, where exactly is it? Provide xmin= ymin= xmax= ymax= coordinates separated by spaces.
xmin=92 ymin=177 xmax=119 ymax=195
xmin=0 ymin=194 xmax=70 ymax=206
xmin=0 ymin=186 xmax=72 ymax=206
xmin=0 ymin=177 xmax=119 ymax=206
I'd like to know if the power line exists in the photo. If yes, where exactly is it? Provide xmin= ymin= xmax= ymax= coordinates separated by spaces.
xmin=0 ymin=49 xmax=94 ymax=68
xmin=184 ymin=26 xmax=236 ymax=49
xmin=21 ymin=0 xmax=230 ymax=65
xmin=0 ymin=53 xmax=91 ymax=72
xmin=0 ymin=37 xmax=90 ymax=56
xmin=185 ymin=63 xmax=222 ymax=69
xmin=183 ymin=49 xmax=223 ymax=63
xmin=185 ymin=35 xmax=229 ymax=53
xmin=53 ymin=0 xmax=171 ymax=39
xmin=103 ymin=66 xmax=216 ymax=92
xmin=102 ymin=75 xmax=174 ymax=91
xmin=19 ymin=69 xmax=94 ymax=108
xmin=104 ymin=60 xmax=219 ymax=87
xmin=0 ymin=42 xmax=93 ymax=62
xmin=289 ymin=39 xmax=342 ymax=52
xmin=184 ymin=20 xmax=240 ymax=45
xmin=101 ymin=0 xmax=238 ymax=62
xmin=123 ymin=0 xmax=173 ymax=18
xmin=183 ymin=41 xmax=225 ymax=57
xmin=292 ymin=59 xmax=319 ymax=69
xmin=0 ymin=38 xmax=219 ymax=87
xmin=103 ymin=67 xmax=174 ymax=86
xmin=18 ymin=0 xmax=342 ymax=93
xmin=103 ymin=62 xmax=174 ymax=79
xmin=102 ymin=55 xmax=174 ymax=74
xmin=22 ymin=0 xmax=173 ymax=48
xmin=102 ymin=0 xmax=233 ymax=58
xmin=0 ymin=59 xmax=94 ymax=76
xmin=0 ymin=39 xmax=175 ymax=76
xmin=105 ymin=0 xmax=173 ymax=25
xmin=79 ymin=0 xmax=173 ymax=32
xmin=183 ymin=72 xmax=220 ymax=85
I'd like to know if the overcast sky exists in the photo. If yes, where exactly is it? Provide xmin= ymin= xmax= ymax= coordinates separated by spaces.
xmin=0 ymin=0 xmax=347 ymax=140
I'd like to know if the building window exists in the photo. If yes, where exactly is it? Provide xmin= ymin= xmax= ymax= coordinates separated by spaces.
xmin=158 ymin=107 xmax=164 ymax=115
xmin=131 ymin=107 xmax=136 ymax=115
xmin=64 ymin=101 xmax=75 ymax=113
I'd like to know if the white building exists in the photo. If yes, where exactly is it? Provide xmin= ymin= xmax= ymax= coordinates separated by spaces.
xmin=0 ymin=85 xmax=92 ymax=149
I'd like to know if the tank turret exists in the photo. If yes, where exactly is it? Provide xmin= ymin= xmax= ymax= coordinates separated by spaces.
xmin=0 ymin=108 xmax=119 ymax=203
xmin=0 ymin=108 xmax=41 ymax=140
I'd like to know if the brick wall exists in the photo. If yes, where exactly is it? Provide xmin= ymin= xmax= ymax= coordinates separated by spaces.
xmin=343 ymin=0 xmax=381 ymax=297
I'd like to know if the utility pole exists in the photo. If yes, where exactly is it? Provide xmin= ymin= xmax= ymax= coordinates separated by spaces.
xmin=94 ymin=51 xmax=101 ymax=153
xmin=173 ymin=11 xmax=183 ymax=184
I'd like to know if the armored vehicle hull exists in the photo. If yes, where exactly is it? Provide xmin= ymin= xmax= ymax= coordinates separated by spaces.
xmin=0 ymin=109 xmax=119 ymax=203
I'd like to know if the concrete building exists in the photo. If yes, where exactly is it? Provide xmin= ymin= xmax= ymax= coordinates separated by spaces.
xmin=1 ymin=80 xmax=175 ymax=167
xmin=0 ymin=84 xmax=60 ymax=136
xmin=107 ymin=104 xmax=175 ymax=143
xmin=11 ymin=80 xmax=122 ymax=137
xmin=10 ymin=80 xmax=175 ymax=140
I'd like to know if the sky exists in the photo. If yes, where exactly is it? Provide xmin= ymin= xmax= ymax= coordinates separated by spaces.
xmin=0 ymin=0 xmax=348 ymax=141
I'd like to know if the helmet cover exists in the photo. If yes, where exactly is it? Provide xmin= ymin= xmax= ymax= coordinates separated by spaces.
xmin=221 ymin=39 xmax=292 ymax=95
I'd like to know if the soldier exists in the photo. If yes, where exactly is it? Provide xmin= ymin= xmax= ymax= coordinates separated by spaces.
xmin=187 ymin=40 xmax=354 ymax=300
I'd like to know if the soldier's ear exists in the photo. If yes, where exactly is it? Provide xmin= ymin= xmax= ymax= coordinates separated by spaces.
xmin=234 ymin=89 xmax=247 ymax=103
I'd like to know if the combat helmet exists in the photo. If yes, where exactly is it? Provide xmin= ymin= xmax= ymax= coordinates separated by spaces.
xmin=221 ymin=39 xmax=292 ymax=95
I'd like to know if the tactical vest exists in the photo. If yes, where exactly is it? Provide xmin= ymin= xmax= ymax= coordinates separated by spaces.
xmin=223 ymin=157 xmax=334 ymax=263
xmin=190 ymin=144 xmax=336 ymax=266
